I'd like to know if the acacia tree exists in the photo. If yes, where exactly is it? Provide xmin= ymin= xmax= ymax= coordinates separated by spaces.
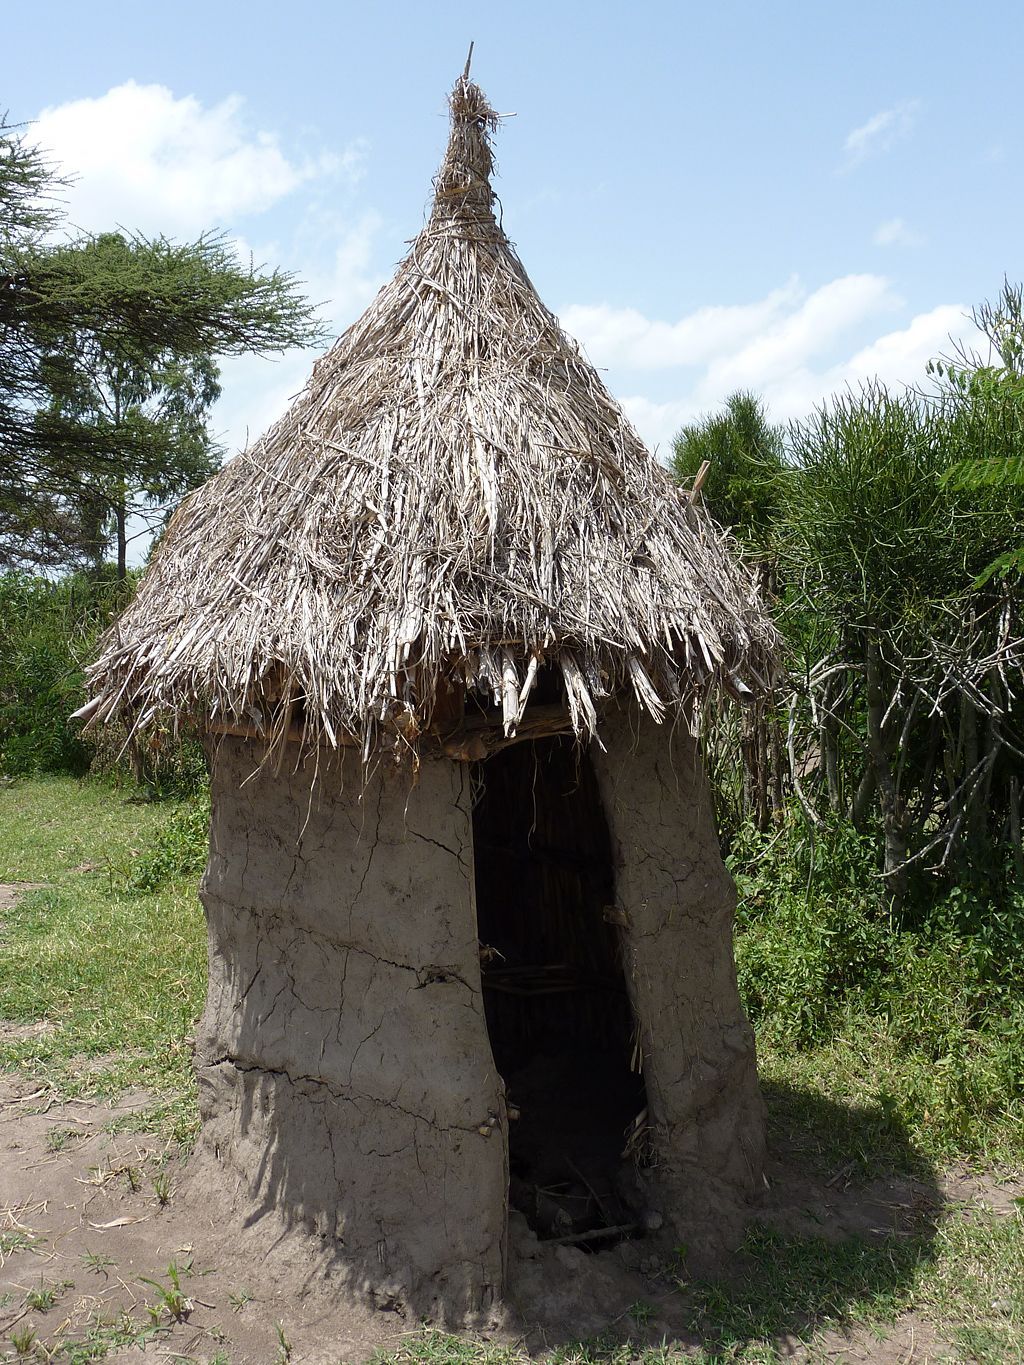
xmin=0 ymin=118 xmax=74 ymax=566
xmin=34 ymin=234 xmax=229 ymax=576
xmin=1 ymin=119 xmax=325 ymax=573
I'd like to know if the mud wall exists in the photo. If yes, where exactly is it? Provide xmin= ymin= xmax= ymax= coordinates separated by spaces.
xmin=589 ymin=705 xmax=765 ymax=1243
xmin=193 ymin=738 xmax=507 ymax=1318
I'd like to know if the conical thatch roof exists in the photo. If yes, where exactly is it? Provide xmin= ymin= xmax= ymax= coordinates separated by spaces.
xmin=80 ymin=73 xmax=774 ymax=763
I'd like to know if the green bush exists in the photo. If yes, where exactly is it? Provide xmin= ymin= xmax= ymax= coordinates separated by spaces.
xmin=0 ymin=569 xmax=208 ymax=793
xmin=129 ymin=790 xmax=211 ymax=890
xmin=731 ymin=813 xmax=891 ymax=1044
xmin=731 ymin=807 xmax=1024 ymax=1156
xmin=0 ymin=571 xmax=129 ymax=776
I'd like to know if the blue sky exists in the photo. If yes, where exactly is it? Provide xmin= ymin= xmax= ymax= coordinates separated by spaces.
xmin=7 ymin=0 xmax=1021 ymax=467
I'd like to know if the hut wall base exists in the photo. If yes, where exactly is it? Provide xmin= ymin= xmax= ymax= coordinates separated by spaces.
xmin=190 ymin=738 xmax=507 ymax=1319
xmin=591 ymin=706 xmax=766 ymax=1250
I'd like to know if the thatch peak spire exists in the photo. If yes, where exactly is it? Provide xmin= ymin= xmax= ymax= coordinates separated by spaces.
xmin=430 ymin=71 xmax=501 ymax=225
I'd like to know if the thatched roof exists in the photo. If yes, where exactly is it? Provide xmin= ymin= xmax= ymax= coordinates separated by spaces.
xmin=80 ymin=72 xmax=774 ymax=763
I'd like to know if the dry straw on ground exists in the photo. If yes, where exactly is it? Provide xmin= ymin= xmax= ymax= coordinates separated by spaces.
xmin=79 ymin=74 xmax=774 ymax=764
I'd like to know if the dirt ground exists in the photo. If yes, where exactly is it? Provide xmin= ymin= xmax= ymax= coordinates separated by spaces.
xmin=2 ymin=1067 xmax=1020 ymax=1364
xmin=0 ymin=1072 xmax=408 ymax=1364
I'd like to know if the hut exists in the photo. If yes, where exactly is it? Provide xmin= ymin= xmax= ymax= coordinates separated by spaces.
xmin=79 ymin=70 xmax=775 ymax=1318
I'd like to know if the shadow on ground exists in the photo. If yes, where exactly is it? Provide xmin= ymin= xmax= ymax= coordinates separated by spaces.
xmin=503 ymin=1079 xmax=944 ymax=1361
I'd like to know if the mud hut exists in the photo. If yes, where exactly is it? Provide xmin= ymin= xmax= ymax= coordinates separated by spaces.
xmin=79 ymin=70 xmax=775 ymax=1318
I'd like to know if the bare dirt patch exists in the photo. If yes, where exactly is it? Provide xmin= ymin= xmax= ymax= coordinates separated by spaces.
xmin=0 ymin=883 xmax=44 ymax=913
xmin=0 ymin=1075 xmax=412 ymax=1364
xmin=0 ymin=1069 xmax=1019 ymax=1361
xmin=940 ymin=1164 xmax=1024 ymax=1217
xmin=0 ymin=1020 xmax=55 ymax=1044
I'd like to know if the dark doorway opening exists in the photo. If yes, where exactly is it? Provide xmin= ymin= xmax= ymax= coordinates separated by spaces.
xmin=472 ymin=736 xmax=647 ymax=1248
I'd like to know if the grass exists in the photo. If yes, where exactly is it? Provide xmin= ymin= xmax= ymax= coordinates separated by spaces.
xmin=47 ymin=1310 xmax=159 ymax=1363
xmin=0 ymin=775 xmax=205 ymax=1142
xmin=757 ymin=1022 xmax=1024 ymax=1173
xmin=45 ymin=1125 xmax=81 ymax=1152
xmin=0 ymin=1230 xmax=41 ymax=1258
xmin=9 ymin=1325 xmax=36 ymax=1358
xmin=140 ymin=1260 xmax=193 ymax=1325
xmin=24 ymin=1278 xmax=72 ymax=1311
xmin=729 ymin=812 xmax=1024 ymax=1174
xmin=80 ymin=1250 xmax=116 ymax=1275
xmin=918 ymin=1207 xmax=1024 ymax=1363
xmin=0 ymin=774 xmax=1021 ymax=1363
xmin=0 ymin=774 xmax=174 ymax=883
xmin=152 ymin=1169 xmax=173 ymax=1205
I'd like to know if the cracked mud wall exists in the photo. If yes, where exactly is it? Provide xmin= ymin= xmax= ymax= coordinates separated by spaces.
xmin=590 ymin=705 xmax=765 ymax=1246
xmin=192 ymin=738 xmax=507 ymax=1318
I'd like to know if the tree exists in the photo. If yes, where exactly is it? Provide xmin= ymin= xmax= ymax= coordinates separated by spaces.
xmin=931 ymin=279 xmax=1024 ymax=584
xmin=780 ymin=381 xmax=1024 ymax=902
xmin=1 ymin=117 xmax=326 ymax=573
xmin=671 ymin=393 xmax=786 ymax=832
xmin=670 ymin=390 xmax=784 ymax=551
xmin=0 ymin=118 xmax=73 ymax=567
xmin=32 ymin=233 xmax=229 ymax=575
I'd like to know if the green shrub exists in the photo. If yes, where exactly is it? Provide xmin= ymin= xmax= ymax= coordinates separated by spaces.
xmin=0 ymin=569 xmax=208 ymax=792
xmin=0 ymin=570 xmax=129 ymax=777
xmin=731 ymin=807 xmax=1024 ymax=1157
xmin=129 ymin=791 xmax=211 ymax=890
xmin=731 ymin=813 xmax=891 ymax=1044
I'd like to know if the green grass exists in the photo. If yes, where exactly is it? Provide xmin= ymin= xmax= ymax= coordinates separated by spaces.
xmin=684 ymin=1222 xmax=926 ymax=1345
xmin=757 ymin=1025 xmax=1024 ymax=1173
xmin=917 ymin=1207 xmax=1024 ymax=1364
xmin=730 ymin=812 xmax=1024 ymax=1172
xmin=0 ymin=775 xmax=205 ymax=1140
xmin=0 ymin=774 xmax=175 ymax=883
xmin=47 ymin=1311 xmax=160 ymax=1363
xmin=24 ymin=1278 xmax=72 ymax=1311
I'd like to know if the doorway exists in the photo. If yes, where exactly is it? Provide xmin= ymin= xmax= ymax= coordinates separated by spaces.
xmin=472 ymin=736 xmax=647 ymax=1246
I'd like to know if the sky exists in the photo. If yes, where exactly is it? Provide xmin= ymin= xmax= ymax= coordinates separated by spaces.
xmin=7 ymin=0 xmax=1021 ymax=478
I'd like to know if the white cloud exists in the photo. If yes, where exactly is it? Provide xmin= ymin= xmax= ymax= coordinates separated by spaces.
xmin=873 ymin=217 xmax=925 ymax=248
xmin=565 ymin=282 xmax=973 ymax=453
xmin=214 ymin=350 xmax=314 ymax=456
xmin=559 ymin=279 xmax=802 ymax=369
xmin=566 ymin=274 xmax=899 ymax=383
xmin=700 ymin=275 xmax=898 ymax=394
xmin=306 ymin=213 xmax=386 ymax=325
xmin=750 ymin=303 xmax=971 ymax=434
xmin=31 ymin=85 xmax=386 ymax=466
xmin=34 ymin=81 xmax=350 ymax=235
xmin=843 ymin=100 xmax=920 ymax=168
xmin=618 ymin=395 xmax=702 ymax=458
xmin=838 ymin=304 xmax=967 ymax=382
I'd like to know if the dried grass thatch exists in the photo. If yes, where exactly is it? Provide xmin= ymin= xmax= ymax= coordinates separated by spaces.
xmin=79 ymin=72 xmax=775 ymax=765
